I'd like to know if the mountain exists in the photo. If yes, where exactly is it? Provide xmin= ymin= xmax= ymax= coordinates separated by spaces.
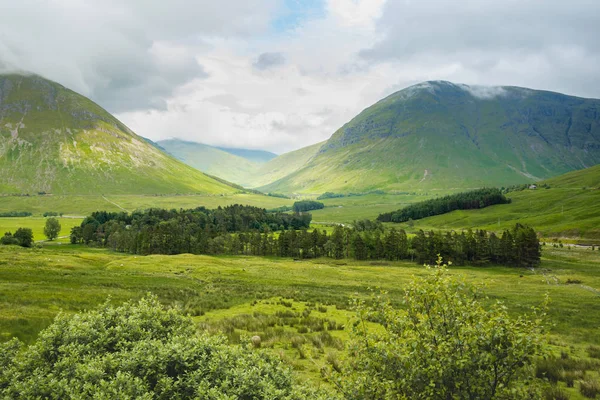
xmin=244 ymin=141 xmax=325 ymax=189
xmin=157 ymin=139 xmax=262 ymax=186
xmin=216 ymin=147 xmax=277 ymax=164
xmin=0 ymin=73 xmax=236 ymax=195
xmin=258 ymin=81 xmax=600 ymax=194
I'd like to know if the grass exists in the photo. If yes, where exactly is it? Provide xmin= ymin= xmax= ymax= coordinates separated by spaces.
xmin=0 ymin=216 xmax=83 ymax=242
xmin=0 ymin=193 xmax=293 ymax=215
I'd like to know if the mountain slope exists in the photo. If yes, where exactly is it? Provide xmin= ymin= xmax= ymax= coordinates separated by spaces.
xmin=245 ymin=141 xmax=325 ymax=189
xmin=0 ymin=73 xmax=236 ymax=195
xmin=157 ymin=139 xmax=262 ymax=186
xmin=406 ymin=164 xmax=600 ymax=239
xmin=260 ymin=81 xmax=600 ymax=194
xmin=216 ymin=147 xmax=277 ymax=164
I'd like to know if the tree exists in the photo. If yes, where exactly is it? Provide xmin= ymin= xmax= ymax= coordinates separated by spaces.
xmin=0 ymin=296 xmax=332 ymax=399
xmin=13 ymin=228 xmax=34 ymax=248
xmin=43 ymin=217 xmax=61 ymax=241
xmin=335 ymin=257 xmax=546 ymax=399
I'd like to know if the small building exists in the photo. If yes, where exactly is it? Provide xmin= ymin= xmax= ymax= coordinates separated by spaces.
xmin=529 ymin=184 xmax=537 ymax=190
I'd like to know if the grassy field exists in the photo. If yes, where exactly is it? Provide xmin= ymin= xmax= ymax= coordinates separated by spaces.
xmin=0 ymin=193 xmax=293 ymax=216
xmin=0 ymin=244 xmax=598 ymax=391
xmin=0 ymin=216 xmax=83 ymax=242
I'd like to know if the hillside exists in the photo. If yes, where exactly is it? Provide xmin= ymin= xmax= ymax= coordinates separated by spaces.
xmin=403 ymin=165 xmax=600 ymax=239
xmin=245 ymin=141 xmax=325 ymax=189
xmin=157 ymin=139 xmax=262 ymax=186
xmin=216 ymin=146 xmax=277 ymax=164
xmin=0 ymin=74 xmax=236 ymax=195
xmin=259 ymin=81 xmax=600 ymax=194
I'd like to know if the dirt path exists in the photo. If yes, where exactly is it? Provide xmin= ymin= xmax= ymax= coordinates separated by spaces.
xmin=102 ymin=196 xmax=129 ymax=212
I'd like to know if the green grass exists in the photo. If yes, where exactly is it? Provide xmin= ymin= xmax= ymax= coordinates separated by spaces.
xmin=0 ymin=74 xmax=237 ymax=195
xmin=0 ymin=193 xmax=293 ymax=215
xmin=0 ymin=216 xmax=83 ymax=242
xmin=258 ymin=82 xmax=600 ymax=195
xmin=0 ymin=244 xmax=598 ymax=392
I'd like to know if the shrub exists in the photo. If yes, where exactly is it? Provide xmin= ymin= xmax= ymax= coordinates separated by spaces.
xmin=334 ymin=257 xmax=547 ymax=399
xmin=587 ymin=345 xmax=600 ymax=359
xmin=0 ymin=296 xmax=333 ymax=399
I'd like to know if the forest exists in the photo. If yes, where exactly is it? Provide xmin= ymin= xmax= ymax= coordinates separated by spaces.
xmin=71 ymin=207 xmax=540 ymax=267
xmin=377 ymin=188 xmax=511 ymax=222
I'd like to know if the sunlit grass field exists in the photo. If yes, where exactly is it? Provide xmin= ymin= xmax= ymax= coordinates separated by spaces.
xmin=0 ymin=216 xmax=83 ymax=242
xmin=0 ymin=243 xmax=598 ymax=396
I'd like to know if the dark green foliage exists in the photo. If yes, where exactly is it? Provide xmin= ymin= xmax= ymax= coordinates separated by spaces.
xmin=0 ymin=296 xmax=331 ymax=399
xmin=293 ymin=200 xmax=325 ymax=213
xmin=42 ymin=211 xmax=59 ymax=217
xmin=334 ymin=260 xmax=546 ymax=399
xmin=411 ymin=224 xmax=541 ymax=267
xmin=13 ymin=228 xmax=33 ymax=248
xmin=378 ymin=188 xmax=511 ymax=223
xmin=73 ymin=205 xmax=311 ymax=255
xmin=543 ymin=386 xmax=570 ymax=400
xmin=1 ymin=228 xmax=34 ymax=247
xmin=587 ymin=345 xmax=600 ymax=359
xmin=317 ymin=192 xmax=345 ymax=200
xmin=267 ymin=192 xmax=290 ymax=199
xmin=0 ymin=211 xmax=32 ymax=217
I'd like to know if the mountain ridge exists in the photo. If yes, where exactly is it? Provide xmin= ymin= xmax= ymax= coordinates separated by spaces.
xmin=0 ymin=73 xmax=237 ymax=195
xmin=257 ymin=80 xmax=600 ymax=194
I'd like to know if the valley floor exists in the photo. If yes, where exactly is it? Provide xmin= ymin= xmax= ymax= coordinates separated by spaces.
xmin=0 ymin=245 xmax=598 ymax=390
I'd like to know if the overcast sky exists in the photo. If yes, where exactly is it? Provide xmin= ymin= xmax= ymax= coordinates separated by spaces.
xmin=1 ymin=0 xmax=599 ymax=153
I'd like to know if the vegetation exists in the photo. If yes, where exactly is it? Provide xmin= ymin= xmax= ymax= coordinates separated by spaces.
xmin=377 ymin=188 xmax=510 ymax=222
xmin=0 ymin=74 xmax=237 ymax=195
xmin=71 ymin=206 xmax=312 ymax=254
xmin=293 ymin=200 xmax=325 ymax=213
xmin=43 ymin=217 xmax=61 ymax=241
xmin=0 ymin=296 xmax=330 ymax=399
xmin=258 ymin=81 xmax=600 ymax=194
xmin=333 ymin=258 xmax=546 ymax=399
xmin=1 ymin=228 xmax=33 ymax=247
xmin=0 ymin=211 xmax=32 ymax=217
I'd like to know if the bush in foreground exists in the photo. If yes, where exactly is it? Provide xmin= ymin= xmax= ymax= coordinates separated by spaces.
xmin=0 ymin=296 xmax=331 ymax=399
xmin=333 ymin=257 xmax=547 ymax=399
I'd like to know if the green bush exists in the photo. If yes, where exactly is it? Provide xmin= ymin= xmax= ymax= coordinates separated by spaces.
xmin=580 ymin=378 xmax=600 ymax=398
xmin=333 ymin=257 xmax=547 ymax=399
xmin=0 ymin=296 xmax=333 ymax=399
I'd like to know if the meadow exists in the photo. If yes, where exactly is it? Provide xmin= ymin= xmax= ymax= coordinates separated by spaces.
xmin=0 ymin=216 xmax=83 ymax=242
xmin=0 ymin=243 xmax=599 ymax=396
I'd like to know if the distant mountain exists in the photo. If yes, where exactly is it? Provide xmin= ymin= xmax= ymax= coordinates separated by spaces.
xmin=257 ymin=81 xmax=600 ymax=194
xmin=244 ymin=141 xmax=325 ymax=189
xmin=216 ymin=147 xmax=277 ymax=164
xmin=0 ymin=73 xmax=236 ymax=195
xmin=157 ymin=139 xmax=263 ymax=186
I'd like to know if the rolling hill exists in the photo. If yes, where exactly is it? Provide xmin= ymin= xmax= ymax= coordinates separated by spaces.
xmin=403 ymin=164 xmax=600 ymax=239
xmin=245 ymin=141 xmax=325 ymax=189
xmin=156 ymin=139 xmax=264 ymax=186
xmin=216 ymin=146 xmax=277 ymax=164
xmin=258 ymin=81 xmax=600 ymax=194
xmin=0 ymin=73 xmax=236 ymax=195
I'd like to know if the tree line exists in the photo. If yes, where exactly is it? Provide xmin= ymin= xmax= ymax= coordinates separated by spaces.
xmin=70 ymin=205 xmax=312 ymax=254
xmin=378 ymin=188 xmax=511 ymax=223
xmin=293 ymin=200 xmax=324 ymax=213
xmin=72 ymin=206 xmax=540 ymax=267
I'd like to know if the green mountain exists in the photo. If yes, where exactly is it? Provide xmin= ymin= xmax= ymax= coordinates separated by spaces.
xmin=0 ymin=74 xmax=236 ymax=195
xmin=259 ymin=81 xmax=600 ymax=194
xmin=216 ymin=147 xmax=277 ymax=164
xmin=245 ymin=141 xmax=325 ymax=189
xmin=157 ymin=139 xmax=263 ymax=186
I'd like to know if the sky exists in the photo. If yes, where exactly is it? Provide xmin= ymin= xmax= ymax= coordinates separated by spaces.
xmin=1 ymin=0 xmax=599 ymax=154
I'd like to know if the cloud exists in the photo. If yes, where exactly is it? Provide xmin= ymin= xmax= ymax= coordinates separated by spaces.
xmin=0 ymin=0 xmax=278 ymax=112
xmin=2 ymin=0 xmax=600 ymax=153
xmin=253 ymin=52 xmax=287 ymax=71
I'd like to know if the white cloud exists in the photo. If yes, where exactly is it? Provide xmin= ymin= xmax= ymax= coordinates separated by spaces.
xmin=2 ymin=0 xmax=600 ymax=153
